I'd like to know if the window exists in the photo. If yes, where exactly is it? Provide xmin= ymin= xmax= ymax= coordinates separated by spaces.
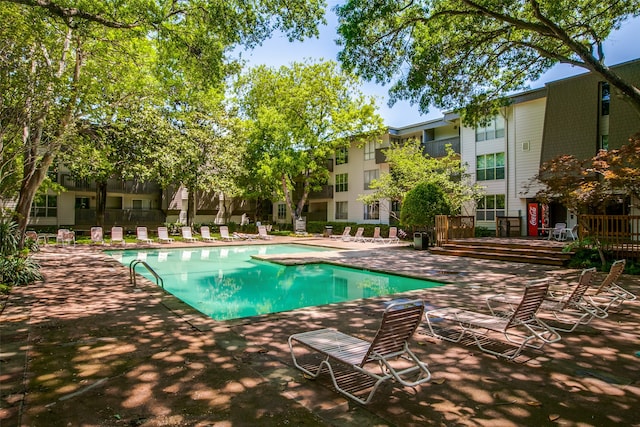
xmin=364 ymin=141 xmax=376 ymax=160
xmin=600 ymin=135 xmax=609 ymax=151
xmin=363 ymin=169 xmax=379 ymax=190
xmin=335 ymin=201 xmax=348 ymax=220
xmin=335 ymin=173 xmax=348 ymax=192
xmin=132 ymin=199 xmax=143 ymax=209
xmin=475 ymin=116 xmax=505 ymax=141
xmin=600 ymin=82 xmax=610 ymax=116
xmin=364 ymin=201 xmax=380 ymax=220
xmin=476 ymin=195 xmax=505 ymax=221
xmin=335 ymin=147 xmax=348 ymax=165
xmin=277 ymin=203 xmax=287 ymax=220
xmin=75 ymin=197 xmax=90 ymax=209
xmin=31 ymin=194 xmax=57 ymax=217
xmin=476 ymin=153 xmax=505 ymax=181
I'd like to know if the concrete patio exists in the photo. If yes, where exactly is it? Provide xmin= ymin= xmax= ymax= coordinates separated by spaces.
xmin=1 ymin=236 xmax=639 ymax=426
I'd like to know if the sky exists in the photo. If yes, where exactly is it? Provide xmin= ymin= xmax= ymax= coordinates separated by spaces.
xmin=236 ymin=8 xmax=640 ymax=127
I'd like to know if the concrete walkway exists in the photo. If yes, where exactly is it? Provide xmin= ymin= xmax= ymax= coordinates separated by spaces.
xmin=1 ymin=237 xmax=639 ymax=426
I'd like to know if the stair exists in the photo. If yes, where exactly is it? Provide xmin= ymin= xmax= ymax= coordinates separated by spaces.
xmin=430 ymin=238 xmax=573 ymax=266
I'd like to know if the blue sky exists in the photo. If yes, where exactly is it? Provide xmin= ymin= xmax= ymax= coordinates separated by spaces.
xmin=237 ymin=9 xmax=640 ymax=127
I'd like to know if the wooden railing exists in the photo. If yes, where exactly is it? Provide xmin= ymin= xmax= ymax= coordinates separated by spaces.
xmin=435 ymin=215 xmax=475 ymax=246
xmin=579 ymin=215 xmax=640 ymax=259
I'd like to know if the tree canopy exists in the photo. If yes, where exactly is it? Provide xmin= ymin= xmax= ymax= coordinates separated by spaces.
xmin=335 ymin=0 xmax=640 ymax=123
xmin=360 ymin=139 xmax=482 ymax=218
xmin=400 ymin=182 xmax=453 ymax=229
xmin=235 ymin=60 xmax=385 ymax=222
xmin=0 ymin=0 xmax=326 ymax=240
xmin=530 ymin=133 xmax=640 ymax=213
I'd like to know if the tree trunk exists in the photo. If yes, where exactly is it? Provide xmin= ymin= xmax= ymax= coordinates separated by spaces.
xmin=14 ymin=153 xmax=54 ymax=248
xmin=186 ymin=186 xmax=196 ymax=227
xmin=95 ymin=180 xmax=107 ymax=227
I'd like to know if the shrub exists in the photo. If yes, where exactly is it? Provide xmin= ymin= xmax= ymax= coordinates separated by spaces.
xmin=400 ymin=182 xmax=452 ymax=230
xmin=0 ymin=217 xmax=43 ymax=289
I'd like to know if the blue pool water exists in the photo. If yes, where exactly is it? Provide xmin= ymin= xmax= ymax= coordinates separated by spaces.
xmin=108 ymin=244 xmax=443 ymax=321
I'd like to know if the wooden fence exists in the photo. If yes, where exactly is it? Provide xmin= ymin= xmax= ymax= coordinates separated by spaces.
xmin=435 ymin=215 xmax=475 ymax=246
xmin=579 ymin=215 xmax=640 ymax=259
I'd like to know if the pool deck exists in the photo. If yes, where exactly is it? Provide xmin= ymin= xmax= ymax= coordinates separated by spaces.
xmin=1 ymin=236 xmax=639 ymax=426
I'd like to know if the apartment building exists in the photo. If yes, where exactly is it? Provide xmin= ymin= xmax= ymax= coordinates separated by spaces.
xmin=271 ymin=113 xmax=461 ymax=226
xmin=26 ymin=59 xmax=640 ymax=233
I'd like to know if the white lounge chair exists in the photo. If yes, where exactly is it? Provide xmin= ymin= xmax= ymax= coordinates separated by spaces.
xmin=289 ymin=299 xmax=431 ymax=405
xmin=181 ymin=226 xmax=199 ymax=243
xmin=425 ymin=280 xmax=561 ymax=360
xmin=200 ymin=226 xmax=217 ymax=242
xmin=352 ymin=227 xmax=366 ymax=242
xmin=220 ymin=226 xmax=239 ymax=241
xmin=384 ymin=227 xmax=400 ymax=244
xmin=136 ymin=227 xmax=153 ymax=244
xmin=587 ymin=259 xmax=636 ymax=310
xmin=367 ymin=226 xmax=384 ymax=243
xmin=110 ymin=227 xmax=126 ymax=246
xmin=257 ymin=225 xmax=272 ymax=240
xmin=487 ymin=268 xmax=607 ymax=333
xmin=157 ymin=226 xmax=174 ymax=243
xmin=90 ymin=226 xmax=104 ymax=245
xmin=330 ymin=226 xmax=351 ymax=241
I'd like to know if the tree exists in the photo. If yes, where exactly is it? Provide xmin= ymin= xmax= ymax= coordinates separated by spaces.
xmin=335 ymin=0 xmax=640 ymax=123
xmin=400 ymin=182 xmax=453 ymax=230
xmin=531 ymin=133 xmax=640 ymax=213
xmin=360 ymin=139 xmax=483 ymax=219
xmin=235 ymin=60 xmax=385 ymax=225
xmin=0 ymin=0 xmax=326 ymax=242
xmin=158 ymin=101 xmax=247 ymax=226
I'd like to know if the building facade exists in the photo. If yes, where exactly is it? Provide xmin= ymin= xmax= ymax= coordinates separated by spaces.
xmin=25 ymin=60 xmax=640 ymax=234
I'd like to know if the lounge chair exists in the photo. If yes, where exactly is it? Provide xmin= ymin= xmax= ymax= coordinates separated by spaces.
xmin=424 ymin=280 xmax=561 ymax=360
xmin=136 ymin=227 xmax=153 ymax=244
xmin=330 ymin=226 xmax=351 ymax=241
xmin=367 ymin=226 xmax=384 ymax=243
xmin=157 ymin=226 xmax=174 ymax=243
xmin=181 ymin=226 xmax=199 ymax=243
xmin=257 ymin=225 xmax=273 ymax=240
xmin=352 ymin=227 xmax=366 ymax=242
xmin=220 ymin=226 xmax=239 ymax=241
xmin=91 ymin=226 xmax=104 ymax=245
xmin=487 ymin=268 xmax=607 ymax=333
xmin=110 ymin=227 xmax=126 ymax=246
xmin=200 ymin=226 xmax=217 ymax=242
xmin=384 ymin=227 xmax=400 ymax=244
xmin=587 ymin=259 xmax=636 ymax=310
xmin=289 ymin=299 xmax=431 ymax=405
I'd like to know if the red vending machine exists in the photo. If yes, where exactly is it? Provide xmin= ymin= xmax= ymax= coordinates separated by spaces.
xmin=527 ymin=202 xmax=539 ymax=236
xmin=527 ymin=202 xmax=549 ymax=237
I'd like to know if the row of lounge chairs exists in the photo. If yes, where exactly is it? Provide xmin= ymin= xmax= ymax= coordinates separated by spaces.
xmin=81 ymin=225 xmax=271 ymax=245
xmin=329 ymin=226 xmax=401 ymax=244
xmin=288 ymin=260 xmax=636 ymax=405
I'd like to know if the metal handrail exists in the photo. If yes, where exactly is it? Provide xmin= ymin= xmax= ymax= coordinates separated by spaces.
xmin=129 ymin=259 xmax=164 ymax=288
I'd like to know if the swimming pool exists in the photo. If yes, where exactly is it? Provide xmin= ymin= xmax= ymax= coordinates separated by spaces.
xmin=108 ymin=244 xmax=443 ymax=321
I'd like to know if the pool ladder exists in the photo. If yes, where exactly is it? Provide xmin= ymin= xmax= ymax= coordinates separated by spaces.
xmin=129 ymin=259 xmax=164 ymax=288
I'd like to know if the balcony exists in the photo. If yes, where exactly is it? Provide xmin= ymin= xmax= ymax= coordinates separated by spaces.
xmin=75 ymin=208 xmax=166 ymax=228
xmin=61 ymin=175 xmax=161 ymax=194
xmin=422 ymin=137 xmax=460 ymax=158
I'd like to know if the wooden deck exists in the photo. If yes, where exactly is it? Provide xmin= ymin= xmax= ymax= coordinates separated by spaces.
xmin=430 ymin=237 xmax=572 ymax=266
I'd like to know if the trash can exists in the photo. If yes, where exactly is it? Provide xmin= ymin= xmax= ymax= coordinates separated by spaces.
xmin=324 ymin=225 xmax=333 ymax=238
xmin=414 ymin=232 xmax=428 ymax=250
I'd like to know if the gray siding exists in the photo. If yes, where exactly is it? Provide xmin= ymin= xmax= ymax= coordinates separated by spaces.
xmin=540 ymin=74 xmax=599 ymax=162
xmin=609 ymin=62 xmax=640 ymax=149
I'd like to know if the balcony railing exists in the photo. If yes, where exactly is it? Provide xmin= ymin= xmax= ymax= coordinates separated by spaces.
xmin=423 ymin=137 xmax=460 ymax=158
xmin=579 ymin=214 xmax=640 ymax=259
xmin=61 ymin=175 xmax=161 ymax=194
xmin=75 ymin=208 xmax=166 ymax=228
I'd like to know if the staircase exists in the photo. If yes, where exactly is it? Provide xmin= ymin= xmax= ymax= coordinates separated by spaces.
xmin=430 ymin=238 xmax=573 ymax=266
